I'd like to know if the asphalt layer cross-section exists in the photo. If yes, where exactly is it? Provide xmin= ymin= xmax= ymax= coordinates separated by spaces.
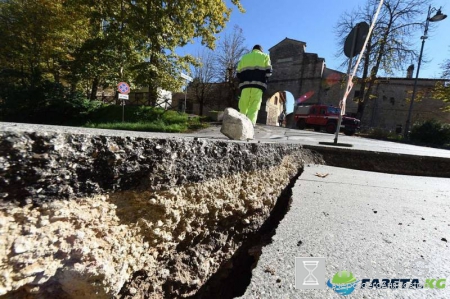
xmin=239 ymin=165 xmax=450 ymax=299
xmin=2 ymin=122 xmax=450 ymax=159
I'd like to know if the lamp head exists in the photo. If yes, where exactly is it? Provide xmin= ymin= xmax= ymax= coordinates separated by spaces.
xmin=430 ymin=8 xmax=447 ymax=22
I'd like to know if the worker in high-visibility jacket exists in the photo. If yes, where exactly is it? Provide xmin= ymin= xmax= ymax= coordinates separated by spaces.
xmin=236 ymin=45 xmax=272 ymax=125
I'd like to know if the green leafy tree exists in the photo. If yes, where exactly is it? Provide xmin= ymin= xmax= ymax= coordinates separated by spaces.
xmin=0 ymin=0 xmax=92 ymax=122
xmin=69 ymin=0 xmax=147 ymax=100
xmin=432 ymin=81 xmax=450 ymax=112
xmin=126 ymin=0 xmax=245 ymax=105
xmin=1 ymin=0 xmax=245 ymax=122
xmin=0 ymin=0 xmax=90 ymax=87
xmin=432 ymin=56 xmax=450 ymax=111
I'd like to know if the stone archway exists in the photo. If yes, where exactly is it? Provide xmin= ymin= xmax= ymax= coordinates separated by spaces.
xmin=266 ymin=91 xmax=286 ymax=126
xmin=265 ymin=91 xmax=295 ymax=126
xmin=257 ymin=38 xmax=354 ymax=124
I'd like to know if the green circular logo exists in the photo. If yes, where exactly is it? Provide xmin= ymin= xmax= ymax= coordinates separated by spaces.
xmin=327 ymin=270 xmax=358 ymax=296
xmin=332 ymin=270 xmax=357 ymax=284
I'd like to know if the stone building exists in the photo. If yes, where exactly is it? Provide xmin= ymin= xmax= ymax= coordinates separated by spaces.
xmin=266 ymin=91 xmax=287 ymax=126
xmin=360 ymin=77 xmax=450 ymax=132
xmin=262 ymin=38 xmax=358 ymax=126
xmin=265 ymin=38 xmax=449 ymax=131
xmin=173 ymin=37 xmax=449 ymax=131
xmin=172 ymin=82 xmax=239 ymax=115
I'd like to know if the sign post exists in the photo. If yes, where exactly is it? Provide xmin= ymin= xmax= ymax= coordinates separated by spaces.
xmin=117 ymin=82 xmax=130 ymax=122
xmin=334 ymin=22 xmax=370 ymax=145
xmin=319 ymin=0 xmax=384 ymax=147
xmin=180 ymin=73 xmax=193 ymax=113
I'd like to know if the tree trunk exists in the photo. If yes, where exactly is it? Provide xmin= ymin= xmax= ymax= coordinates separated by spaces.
xmin=147 ymin=84 xmax=158 ymax=106
xmin=357 ymin=25 xmax=390 ymax=122
xmin=356 ymin=42 xmax=371 ymax=120
xmin=90 ymin=77 xmax=99 ymax=101
xmin=199 ymin=90 xmax=204 ymax=116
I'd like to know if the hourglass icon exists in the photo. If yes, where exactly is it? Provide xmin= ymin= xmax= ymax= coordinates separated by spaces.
xmin=302 ymin=261 xmax=319 ymax=285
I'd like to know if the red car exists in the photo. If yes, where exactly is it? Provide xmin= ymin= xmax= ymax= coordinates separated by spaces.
xmin=294 ymin=104 xmax=360 ymax=135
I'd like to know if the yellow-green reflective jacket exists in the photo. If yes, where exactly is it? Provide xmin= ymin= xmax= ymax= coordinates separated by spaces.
xmin=237 ymin=50 xmax=272 ymax=91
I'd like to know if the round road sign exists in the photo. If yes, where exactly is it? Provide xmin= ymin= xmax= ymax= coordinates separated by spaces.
xmin=117 ymin=82 xmax=130 ymax=94
xmin=344 ymin=22 xmax=370 ymax=58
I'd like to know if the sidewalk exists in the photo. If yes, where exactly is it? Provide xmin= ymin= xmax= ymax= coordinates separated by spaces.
xmin=186 ymin=124 xmax=450 ymax=159
xmin=239 ymin=165 xmax=450 ymax=299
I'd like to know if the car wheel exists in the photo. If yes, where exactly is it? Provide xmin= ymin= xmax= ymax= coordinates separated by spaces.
xmin=297 ymin=119 xmax=306 ymax=129
xmin=325 ymin=122 xmax=336 ymax=134
xmin=344 ymin=130 xmax=355 ymax=136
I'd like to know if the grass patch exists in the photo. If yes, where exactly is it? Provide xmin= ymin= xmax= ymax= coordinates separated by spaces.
xmin=83 ymin=105 xmax=209 ymax=133
xmin=85 ymin=121 xmax=187 ymax=133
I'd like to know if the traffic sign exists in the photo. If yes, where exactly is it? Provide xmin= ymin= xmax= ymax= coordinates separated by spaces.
xmin=118 ymin=94 xmax=129 ymax=100
xmin=180 ymin=73 xmax=193 ymax=82
xmin=117 ymin=82 xmax=130 ymax=94
xmin=344 ymin=22 xmax=370 ymax=58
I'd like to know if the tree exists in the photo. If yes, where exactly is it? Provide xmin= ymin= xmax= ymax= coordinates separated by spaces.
xmin=213 ymin=25 xmax=248 ymax=107
xmin=0 ymin=0 xmax=90 ymax=88
xmin=334 ymin=0 xmax=429 ymax=121
xmin=126 ymin=0 xmax=245 ymax=105
xmin=71 ymin=0 xmax=146 ymax=100
xmin=191 ymin=50 xmax=217 ymax=115
xmin=442 ymin=57 xmax=450 ymax=78
xmin=0 ymin=0 xmax=93 ymax=123
xmin=432 ymin=54 xmax=450 ymax=112
xmin=432 ymin=56 xmax=450 ymax=111
xmin=1 ymin=0 xmax=245 ymax=106
xmin=432 ymin=81 xmax=450 ymax=112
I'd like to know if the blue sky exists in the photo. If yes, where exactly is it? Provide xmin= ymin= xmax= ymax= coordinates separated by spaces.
xmin=179 ymin=0 xmax=450 ymax=79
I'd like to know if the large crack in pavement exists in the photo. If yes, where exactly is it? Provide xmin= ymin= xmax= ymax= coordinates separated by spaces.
xmin=188 ymin=169 xmax=302 ymax=299
xmin=2 ymin=124 xmax=449 ymax=298
xmin=186 ymin=146 xmax=450 ymax=299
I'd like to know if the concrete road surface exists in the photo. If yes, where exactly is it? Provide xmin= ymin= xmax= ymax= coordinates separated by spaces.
xmin=188 ymin=125 xmax=450 ymax=159
xmin=240 ymin=165 xmax=450 ymax=299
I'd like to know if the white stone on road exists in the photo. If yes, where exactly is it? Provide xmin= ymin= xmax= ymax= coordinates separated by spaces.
xmin=220 ymin=108 xmax=254 ymax=140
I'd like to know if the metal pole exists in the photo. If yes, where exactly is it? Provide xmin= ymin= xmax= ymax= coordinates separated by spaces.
xmin=291 ymin=99 xmax=296 ymax=129
xmin=183 ymin=86 xmax=187 ymax=114
xmin=404 ymin=5 xmax=431 ymax=138
xmin=334 ymin=24 xmax=358 ymax=144
xmin=122 ymin=99 xmax=125 ymax=122
xmin=182 ymin=79 xmax=189 ymax=114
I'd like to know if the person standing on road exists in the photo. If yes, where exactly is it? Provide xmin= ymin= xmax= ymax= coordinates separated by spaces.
xmin=278 ymin=110 xmax=285 ymax=127
xmin=236 ymin=45 xmax=272 ymax=125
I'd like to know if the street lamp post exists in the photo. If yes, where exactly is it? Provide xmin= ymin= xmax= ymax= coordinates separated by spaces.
xmin=404 ymin=5 xmax=447 ymax=138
